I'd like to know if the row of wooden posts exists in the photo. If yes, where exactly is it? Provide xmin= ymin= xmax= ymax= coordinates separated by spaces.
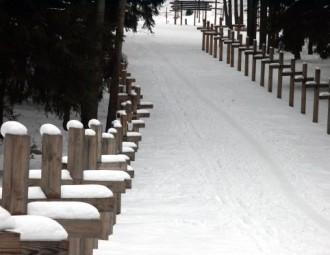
xmin=199 ymin=18 xmax=330 ymax=134
xmin=0 ymin=63 xmax=153 ymax=254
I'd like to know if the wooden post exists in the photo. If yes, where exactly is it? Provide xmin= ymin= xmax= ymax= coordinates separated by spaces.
xmin=313 ymin=68 xmax=321 ymax=123
xmin=90 ymin=124 xmax=102 ymax=162
xmin=102 ymin=134 xmax=116 ymax=155
xmin=277 ymin=51 xmax=284 ymax=98
xmin=289 ymin=59 xmax=296 ymax=107
xmin=41 ymin=134 xmax=62 ymax=199
xmin=260 ymin=47 xmax=274 ymax=87
xmin=252 ymin=43 xmax=266 ymax=81
xmin=214 ymin=0 xmax=217 ymax=25
xmin=174 ymin=3 xmax=177 ymax=25
xmin=268 ymin=63 xmax=274 ymax=93
xmin=209 ymin=25 xmax=214 ymax=56
xmin=301 ymin=63 xmax=308 ymax=114
xmin=238 ymin=36 xmax=249 ymax=71
xmin=180 ymin=2 xmax=183 ymax=25
xmin=68 ymin=128 xmax=84 ymax=184
xmin=219 ymin=27 xmax=224 ymax=61
xmin=2 ymin=133 xmax=30 ymax=215
xmin=83 ymin=130 xmax=98 ymax=170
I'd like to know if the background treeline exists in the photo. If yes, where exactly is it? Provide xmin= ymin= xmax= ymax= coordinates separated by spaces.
xmin=222 ymin=0 xmax=330 ymax=59
xmin=0 ymin=0 xmax=164 ymax=131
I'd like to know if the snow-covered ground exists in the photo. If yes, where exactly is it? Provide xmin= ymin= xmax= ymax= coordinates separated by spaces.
xmin=94 ymin=19 xmax=330 ymax=255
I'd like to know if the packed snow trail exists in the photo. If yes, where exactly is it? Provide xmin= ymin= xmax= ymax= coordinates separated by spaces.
xmin=95 ymin=23 xmax=330 ymax=255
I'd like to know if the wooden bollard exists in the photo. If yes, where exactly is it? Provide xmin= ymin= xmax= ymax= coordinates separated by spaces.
xmin=88 ymin=119 xmax=102 ymax=163
xmin=102 ymin=133 xmax=116 ymax=155
xmin=67 ymin=122 xmax=84 ymax=184
xmin=205 ymin=21 xmax=210 ymax=52
xmin=230 ymin=34 xmax=243 ymax=67
xmin=260 ymin=47 xmax=275 ymax=87
xmin=277 ymin=52 xmax=284 ymax=98
xmin=237 ymin=36 xmax=250 ymax=71
xmin=209 ymin=24 xmax=214 ymax=56
xmin=2 ymin=124 xmax=29 ymax=215
xmin=288 ymin=59 xmax=296 ymax=107
xmin=327 ymin=81 xmax=330 ymax=134
xmin=41 ymin=132 xmax=62 ymax=199
xmin=226 ymin=30 xmax=235 ymax=64
xmin=313 ymin=68 xmax=321 ymax=123
xmin=244 ymin=39 xmax=257 ymax=76
xmin=84 ymin=129 xmax=98 ymax=170
xmin=252 ymin=43 xmax=266 ymax=81
xmin=218 ymin=27 xmax=224 ymax=61
xmin=301 ymin=63 xmax=309 ymax=114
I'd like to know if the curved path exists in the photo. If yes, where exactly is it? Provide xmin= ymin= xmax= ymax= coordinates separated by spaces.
xmin=95 ymin=23 xmax=330 ymax=255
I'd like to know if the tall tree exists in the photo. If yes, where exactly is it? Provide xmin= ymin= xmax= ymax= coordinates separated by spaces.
xmin=247 ymin=0 xmax=258 ymax=44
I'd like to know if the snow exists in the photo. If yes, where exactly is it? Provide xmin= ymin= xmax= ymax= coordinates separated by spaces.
xmin=131 ymin=119 xmax=145 ymax=124
xmin=29 ymin=169 xmax=72 ymax=180
xmin=136 ymin=109 xmax=150 ymax=114
xmin=0 ymin=206 xmax=15 ymax=230
xmin=88 ymin=119 xmax=101 ymax=127
xmin=117 ymin=110 xmax=127 ymax=115
xmin=102 ymin=132 xmax=114 ymax=139
xmin=112 ymin=120 xmax=122 ymax=128
xmin=122 ymin=142 xmax=138 ymax=149
xmin=95 ymin=18 xmax=330 ymax=255
xmin=28 ymin=201 xmax=100 ymax=219
xmin=122 ymin=147 xmax=135 ymax=153
xmin=11 ymin=215 xmax=68 ymax=241
xmin=1 ymin=121 xmax=28 ymax=137
xmin=61 ymin=185 xmax=113 ymax=198
xmin=85 ymin=129 xmax=96 ymax=136
xmin=84 ymin=170 xmax=131 ymax=182
xmin=126 ymin=132 xmax=142 ymax=137
xmin=108 ymin=128 xmax=118 ymax=134
xmin=127 ymin=165 xmax=134 ymax=171
xmin=101 ymin=154 xmax=129 ymax=163
xmin=40 ymin=123 xmax=61 ymax=136
xmin=62 ymin=156 xmax=68 ymax=164
xmin=0 ymin=186 xmax=46 ymax=200
xmin=66 ymin=120 xmax=83 ymax=130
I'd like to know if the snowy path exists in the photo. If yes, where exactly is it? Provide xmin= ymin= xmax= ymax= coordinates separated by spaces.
xmin=95 ymin=24 xmax=330 ymax=255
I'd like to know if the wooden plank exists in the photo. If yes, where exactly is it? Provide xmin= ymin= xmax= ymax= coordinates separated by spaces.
xmin=68 ymin=128 xmax=84 ymax=184
xmin=0 ymin=231 xmax=21 ymax=254
xmin=56 ymin=219 xmax=102 ymax=239
xmin=21 ymin=241 xmax=69 ymax=255
xmin=83 ymin=133 xmax=97 ymax=170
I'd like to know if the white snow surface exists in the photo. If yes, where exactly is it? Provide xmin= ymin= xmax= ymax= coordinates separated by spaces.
xmin=0 ymin=186 xmax=46 ymax=200
xmin=112 ymin=120 xmax=122 ymax=128
xmin=102 ymin=132 xmax=114 ymax=139
xmin=95 ymin=20 xmax=330 ymax=255
xmin=62 ymin=156 xmax=68 ymax=164
xmin=88 ymin=119 xmax=101 ymax=127
xmin=84 ymin=170 xmax=131 ymax=181
xmin=11 ymin=215 xmax=68 ymax=241
xmin=126 ymin=132 xmax=141 ymax=137
xmin=108 ymin=128 xmax=118 ymax=134
xmin=85 ymin=129 xmax=96 ymax=136
xmin=40 ymin=123 xmax=61 ymax=136
xmin=122 ymin=147 xmax=134 ymax=153
xmin=101 ymin=154 xmax=129 ymax=163
xmin=28 ymin=201 xmax=100 ymax=219
xmin=0 ymin=206 xmax=15 ymax=230
xmin=66 ymin=120 xmax=83 ymax=130
xmin=122 ymin=142 xmax=138 ymax=149
xmin=29 ymin=169 xmax=72 ymax=180
xmin=1 ymin=121 xmax=28 ymax=137
xmin=61 ymin=185 xmax=113 ymax=198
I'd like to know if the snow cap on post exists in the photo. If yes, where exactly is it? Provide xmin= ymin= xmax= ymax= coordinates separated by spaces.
xmin=108 ymin=128 xmax=117 ymax=134
xmin=88 ymin=119 xmax=101 ymax=128
xmin=66 ymin=120 xmax=83 ymax=130
xmin=1 ymin=121 xmax=28 ymax=137
xmin=102 ymin=132 xmax=114 ymax=139
xmin=85 ymin=129 xmax=96 ymax=136
xmin=40 ymin=124 xmax=61 ymax=136
xmin=112 ymin=120 xmax=122 ymax=128
xmin=0 ymin=206 xmax=15 ymax=230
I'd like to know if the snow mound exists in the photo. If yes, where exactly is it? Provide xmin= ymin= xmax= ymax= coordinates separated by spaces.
xmin=0 ymin=187 xmax=46 ymax=200
xmin=62 ymin=156 xmax=68 ymax=164
xmin=102 ymin=132 xmax=114 ymax=139
xmin=88 ymin=119 xmax=101 ymax=128
xmin=117 ymin=110 xmax=127 ymax=116
xmin=61 ymin=185 xmax=113 ymax=198
xmin=40 ymin=124 xmax=61 ymax=136
xmin=84 ymin=170 xmax=131 ymax=181
xmin=1 ymin=121 xmax=28 ymax=137
xmin=127 ymin=132 xmax=142 ymax=137
xmin=11 ymin=215 xmax=68 ymax=241
xmin=108 ymin=128 xmax=117 ymax=134
xmin=101 ymin=154 xmax=129 ymax=163
xmin=127 ymin=165 xmax=133 ymax=171
xmin=131 ymin=119 xmax=145 ymax=124
xmin=112 ymin=120 xmax=122 ymax=128
xmin=0 ymin=206 xmax=15 ymax=230
xmin=29 ymin=169 xmax=72 ymax=180
xmin=122 ymin=142 xmax=138 ymax=149
xmin=122 ymin=147 xmax=135 ymax=153
xmin=66 ymin=120 xmax=83 ymax=130
xmin=28 ymin=201 xmax=100 ymax=220
xmin=85 ymin=129 xmax=96 ymax=136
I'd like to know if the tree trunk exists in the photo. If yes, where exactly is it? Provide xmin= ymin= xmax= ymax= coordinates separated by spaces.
xmin=239 ymin=0 xmax=244 ymax=24
xmin=247 ymin=0 xmax=258 ymax=44
xmin=228 ymin=0 xmax=233 ymax=28
xmin=62 ymin=105 xmax=70 ymax=131
xmin=308 ymin=39 xmax=313 ymax=55
xmin=0 ymin=76 xmax=6 ymax=136
xmin=234 ymin=0 xmax=239 ymax=24
xmin=259 ymin=0 xmax=268 ymax=49
xmin=106 ymin=0 xmax=127 ymax=130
